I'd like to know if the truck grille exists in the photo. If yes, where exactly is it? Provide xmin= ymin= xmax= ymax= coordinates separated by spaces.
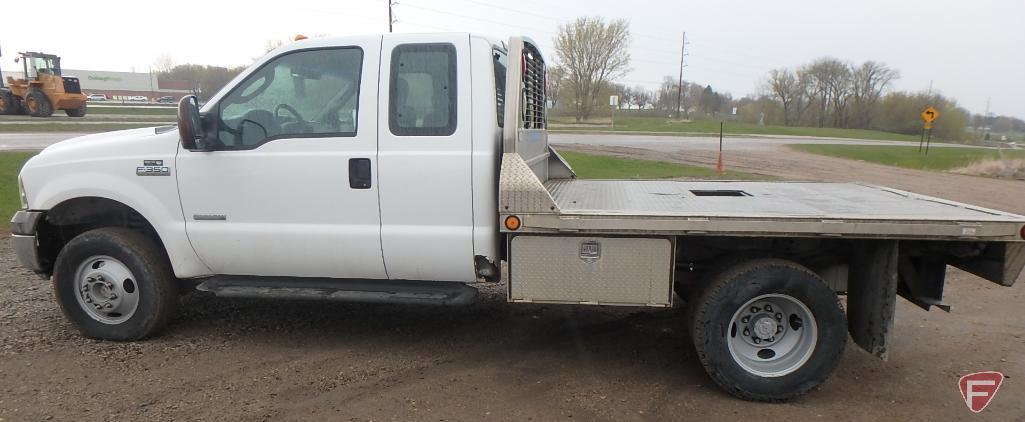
xmin=520 ymin=43 xmax=546 ymax=129
xmin=62 ymin=77 xmax=82 ymax=94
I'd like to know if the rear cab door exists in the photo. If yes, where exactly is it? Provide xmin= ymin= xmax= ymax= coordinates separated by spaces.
xmin=377 ymin=34 xmax=476 ymax=282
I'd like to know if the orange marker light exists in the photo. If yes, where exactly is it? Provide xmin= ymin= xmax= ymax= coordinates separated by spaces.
xmin=504 ymin=215 xmax=521 ymax=231
xmin=294 ymin=34 xmax=308 ymax=41
xmin=1020 ymin=225 xmax=1025 ymax=240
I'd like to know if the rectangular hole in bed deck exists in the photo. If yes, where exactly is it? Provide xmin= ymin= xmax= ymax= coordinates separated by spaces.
xmin=689 ymin=190 xmax=751 ymax=197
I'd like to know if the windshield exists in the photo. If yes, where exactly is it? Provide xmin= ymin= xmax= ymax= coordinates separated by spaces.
xmin=25 ymin=56 xmax=59 ymax=79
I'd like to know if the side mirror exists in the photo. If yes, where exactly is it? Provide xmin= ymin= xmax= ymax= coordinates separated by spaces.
xmin=177 ymin=95 xmax=206 ymax=150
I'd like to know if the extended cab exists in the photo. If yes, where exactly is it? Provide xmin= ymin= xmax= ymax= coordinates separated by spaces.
xmin=11 ymin=33 xmax=1025 ymax=401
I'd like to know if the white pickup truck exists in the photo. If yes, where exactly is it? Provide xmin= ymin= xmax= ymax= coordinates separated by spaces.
xmin=11 ymin=34 xmax=1025 ymax=401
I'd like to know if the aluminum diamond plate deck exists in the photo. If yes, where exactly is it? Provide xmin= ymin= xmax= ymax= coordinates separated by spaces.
xmin=546 ymin=180 xmax=1023 ymax=222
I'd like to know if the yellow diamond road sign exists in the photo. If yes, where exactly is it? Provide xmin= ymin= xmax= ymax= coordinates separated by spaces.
xmin=921 ymin=106 xmax=939 ymax=123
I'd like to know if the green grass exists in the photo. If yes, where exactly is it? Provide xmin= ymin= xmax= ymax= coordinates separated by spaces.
xmin=790 ymin=144 xmax=1025 ymax=171
xmin=87 ymin=106 xmax=177 ymax=115
xmin=0 ymin=152 xmax=36 ymax=221
xmin=559 ymin=150 xmax=763 ymax=180
xmin=550 ymin=116 xmax=919 ymax=142
xmin=0 ymin=123 xmax=163 ymax=133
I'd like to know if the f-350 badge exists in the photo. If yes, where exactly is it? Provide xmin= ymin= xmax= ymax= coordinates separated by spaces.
xmin=137 ymin=160 xmax=170 ymax=176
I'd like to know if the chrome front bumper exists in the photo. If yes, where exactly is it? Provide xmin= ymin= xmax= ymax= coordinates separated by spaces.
xmin=10 ymin=210 xmax=45 ymax=273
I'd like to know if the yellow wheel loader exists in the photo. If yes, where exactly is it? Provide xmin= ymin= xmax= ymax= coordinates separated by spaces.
xmin=0 ymin=52 xmax=87 ymax=117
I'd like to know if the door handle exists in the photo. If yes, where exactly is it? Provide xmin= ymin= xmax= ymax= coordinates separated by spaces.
xmin=349 ymin=158 xmax=372 ymax=189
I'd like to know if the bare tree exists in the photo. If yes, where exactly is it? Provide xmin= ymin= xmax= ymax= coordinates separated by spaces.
xmin=850 ymin=61 xmax=899 ymax=128
xmin=632 ymin=85 xmax=651 ymax=109
xmin=802 ymin=58 xmax=851 ymax=127
xmin=654 ymin=76 xmax=678 ymax=113
xmin=765 ymin=68 xmax=799 ymax=125
xmin=547 ymin=66 xmax=567 ymax=109
xmin=554 ymin=17 xmax=631 ymax=122
xmin=152 ymin=54 xmax=176 ymax=75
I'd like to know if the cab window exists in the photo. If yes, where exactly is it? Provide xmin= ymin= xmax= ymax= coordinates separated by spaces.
xmin=217 ymin=47 xmax=363 ymax=149
xmin=389 ymin=43 xmax=457 ymax=136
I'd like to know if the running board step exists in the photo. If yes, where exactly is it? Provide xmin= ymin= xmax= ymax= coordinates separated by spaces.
xmin=195 ymin=277 xmax=478 ymax=306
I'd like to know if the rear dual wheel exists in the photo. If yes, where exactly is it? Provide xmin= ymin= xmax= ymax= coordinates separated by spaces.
xmin=689 ymin=258 xmax=847 ymax=402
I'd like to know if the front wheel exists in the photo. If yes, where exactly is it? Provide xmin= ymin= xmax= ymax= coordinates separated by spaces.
xmin=690 ymin=258 xmax=847 ymax=402
xmin=53 ymin=228 xmax=179 ymax=340
xmin=25 ymin=89 xmax=53 ymax=117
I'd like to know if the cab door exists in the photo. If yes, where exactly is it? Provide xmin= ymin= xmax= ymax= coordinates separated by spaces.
xmin=377 ymin=35 xmax=476 ymax=282
xmin=176 ymin=37 xmax=386 ymax=279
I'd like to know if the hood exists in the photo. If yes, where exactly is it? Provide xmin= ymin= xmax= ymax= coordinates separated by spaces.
xmin=19 ymin=126 xmax=183 ymax=210
xmin=37 ymin=126 xmax=179 ymax=158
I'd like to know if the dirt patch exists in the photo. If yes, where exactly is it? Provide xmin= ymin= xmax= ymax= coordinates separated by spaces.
xmin=2 ymin=145 xmax=1025 ymax=420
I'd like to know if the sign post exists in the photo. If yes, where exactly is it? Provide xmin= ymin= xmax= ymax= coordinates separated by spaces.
xmin=609 ymin=95 xmax=619 ymax=129
xmin=919 ymin=106 xmax=939 ymax=154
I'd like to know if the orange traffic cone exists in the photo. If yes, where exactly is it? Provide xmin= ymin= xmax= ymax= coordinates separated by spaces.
xmin=716 ymin=151 xmax=725 ymax=175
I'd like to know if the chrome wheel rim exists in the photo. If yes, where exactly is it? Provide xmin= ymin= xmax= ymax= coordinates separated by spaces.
xmin=74 ymin=256 xmax=140 ymax=324
xmin=726 ymin=294 xmax=817 ymax=377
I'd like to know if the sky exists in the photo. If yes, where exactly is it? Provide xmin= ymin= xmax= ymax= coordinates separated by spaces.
xmin=2 ymin=0 xmax=1023 ymax=118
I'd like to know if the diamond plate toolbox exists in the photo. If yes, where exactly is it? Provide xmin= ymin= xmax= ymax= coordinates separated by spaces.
xmin=508 ymin=236 xmax=674 ymax=307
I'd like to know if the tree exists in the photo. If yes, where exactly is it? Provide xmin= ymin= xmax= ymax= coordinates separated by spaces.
xmin=160 ymin=64 xmax=247 ymax=99
xmin=802 ymin=58 xmax=850 ymax=127
xmin=152 ymin=54 xmax=176 ymax=74
xmin=554 ymin=17 xmax=631 ymax=122
xmin=698 ymin=85 xmax=722 ymax=116
xmin=850 ymin=61 xmax=899 ymax=128
xmin=765 ymin=68 xmax=799 ymax=126
xmin=632 ymin=85 xmax=651 ymax=109
xmin=547 ymin=66 xmax=567 ymax=109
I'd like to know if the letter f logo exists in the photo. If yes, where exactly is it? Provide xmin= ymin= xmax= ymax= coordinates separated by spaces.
xmin=959 ymin=371 xmax=1003 ymax=413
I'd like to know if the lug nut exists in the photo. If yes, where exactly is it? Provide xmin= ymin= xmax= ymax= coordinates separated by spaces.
xmin=776 ymin=326 xmax=783 ymax=333
xmin=750 ymin=306 xmax=760 ymax=313
xmin=768 ymin=337 xmax=775 ymax=342
xmin=743 ymin=329 xmax=750 ymax=336
xmin=85 ymin=297 xmax=92 ymax=303
xmin=86 ymin=277 xmax=95 ymax=283
xmin=764 ymin=305 xmax=773 ymax=312
xmin=105 ymin=303 xmax=113 ymax=309
xmin=775 ymin=312 xmax=783 ymax=321
xmin=741 ymin=316 xmax=750 ymax=323
xmin=753 ymin=338 xmax=762 ymax=344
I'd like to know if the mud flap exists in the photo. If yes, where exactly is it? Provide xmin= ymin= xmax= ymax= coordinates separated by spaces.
xmin=847 ymin=240 xmax=899 ymax=360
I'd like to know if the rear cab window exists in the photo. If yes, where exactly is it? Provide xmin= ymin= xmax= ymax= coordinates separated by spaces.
xmin=388 ymin=43 xmax=457 ymax=136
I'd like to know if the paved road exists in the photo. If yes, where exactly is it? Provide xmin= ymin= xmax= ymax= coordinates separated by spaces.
xmin=0 ymin=131 xmax=975 ymax=152
xmin=0 ymin=132 xmax=88 ymax=150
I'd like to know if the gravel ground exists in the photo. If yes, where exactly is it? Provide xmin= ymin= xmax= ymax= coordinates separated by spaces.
xmin=2 ymin=144 xmax=1024 ymax=421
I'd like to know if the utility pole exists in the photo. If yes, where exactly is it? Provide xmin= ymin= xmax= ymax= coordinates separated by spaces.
xmin=388 ymin=0 xmax=396 ymax=33
xmin=675 ymin=31 xmax=687 ymax=120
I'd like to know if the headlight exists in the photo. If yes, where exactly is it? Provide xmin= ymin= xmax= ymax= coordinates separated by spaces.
xmin=18 ymin=175 xmax=28 ymax=209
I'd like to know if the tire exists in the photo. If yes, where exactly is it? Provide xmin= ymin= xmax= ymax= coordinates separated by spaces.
xmin=65 ymin=103 xmax=87 ymax=117
xmin=52 ymin=228 xmax=179 ymax=340
xmin=690 ymin=258 xmax=847 ymax=402
xmin=0 ymin=89 xmax=16 ymax=114
xmin=25 ymin=89 xmax=53 ymax=117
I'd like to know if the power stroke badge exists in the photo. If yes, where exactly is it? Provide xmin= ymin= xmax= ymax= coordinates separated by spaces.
xmin=136 ymin=160 xmax=170 ymax=176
